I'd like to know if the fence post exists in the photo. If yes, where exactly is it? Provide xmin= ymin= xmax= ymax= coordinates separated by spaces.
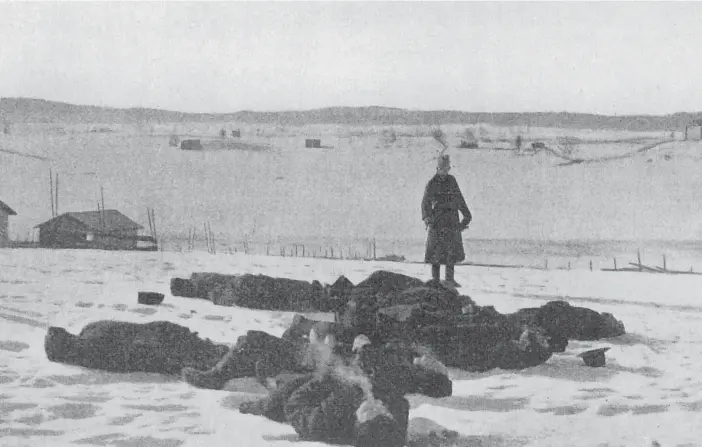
xmin=637 ymin=249 xmax=642 ymax=271
xmin=614 ymin=258 xmax=617 ymax=271
xmin=589 ymin=260 xmax=593 ymax=271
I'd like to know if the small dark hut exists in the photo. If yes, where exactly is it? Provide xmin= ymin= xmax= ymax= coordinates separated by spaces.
xmin=531 ymin=142 xmax=546 ymax=150
xmin=0 ymin=200 xmax=17 ymax=248
xmin=35 ymin=210 xmax=151 ymax=250
xmin=684 ymin=119 xmax=702 ymax=141
xmin=231 ymin=129 xmax=241 ymax=138
xmin=458 ymin=140 xmax=478 ymax=149
xmin=305 ymin=139 xmax=322 ymax=148
xmin=181 ymin=139 xmax=203 ymax=151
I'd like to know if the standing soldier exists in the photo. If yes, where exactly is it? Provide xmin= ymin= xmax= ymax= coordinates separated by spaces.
xmin=421 ymin=154 xmax=472 ymax=287
xmin=515 ymin=134 xmax=522 ymax=154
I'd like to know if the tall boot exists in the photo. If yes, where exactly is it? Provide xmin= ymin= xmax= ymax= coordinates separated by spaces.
xmin=426 ymin=264 xmax=442 ymax=288
xmin=445 ymin=265 xmax=461 ymax=288
xmin=182 ymin=348 xmax=256 ymax=390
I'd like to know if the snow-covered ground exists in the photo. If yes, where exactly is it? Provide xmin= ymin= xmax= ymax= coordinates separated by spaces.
xmin=1 ymin=248 xmax=701 ymax=447
xmin=3 ymin=126 xmax=702 ymax=246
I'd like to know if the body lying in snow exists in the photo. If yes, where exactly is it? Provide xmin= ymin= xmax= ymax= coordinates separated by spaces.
xmin=43 ymin=318 xmax=449 ymax=399
xmin=239 ymin=336 xmax=433 ymax=447
xmin=45 ymin=319 xmax=330 ymax=387
xmin=286 ymin=311 xmax=556 ymax=373
xmin=181 ymin=329 xmax=315 ymax=389
xmin=507 ymin=300 xmax=626 ymax=344
xmin=241 ymin=371 xmax=409 ymax=447
xmin=44 ymin=320 xmax=228 ymax=375
xmin=184 ymin=326 xmax=452 ymax=398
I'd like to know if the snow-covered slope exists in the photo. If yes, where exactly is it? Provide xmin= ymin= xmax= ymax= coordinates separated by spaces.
xmin=2 ymin=128 xmax=702 ymax=246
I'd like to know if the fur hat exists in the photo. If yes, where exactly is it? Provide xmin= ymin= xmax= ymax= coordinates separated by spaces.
xmin=437 ymin=154 xmax=451 ymax=170
xmin=413 ymin=354 xmax=449 ymax=376
xmin=355 ymin=398 xmax=393 ymax=423
xmin=352 ymin=334 xmax=372 ymax=352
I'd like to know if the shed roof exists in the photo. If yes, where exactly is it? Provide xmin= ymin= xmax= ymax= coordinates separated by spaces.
xmin=0 ymin=200 xmax=17 ymax=216
xmin=36 ymin=210 xmax=143 ymax=232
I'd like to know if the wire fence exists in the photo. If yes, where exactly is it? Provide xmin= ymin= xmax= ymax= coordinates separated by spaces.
xmin=157 ymin=235 xmax=702 ymax=275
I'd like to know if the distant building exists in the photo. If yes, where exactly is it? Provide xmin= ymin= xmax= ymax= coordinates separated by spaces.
xmin=35 ymin=210 xmax=144 ymax=250
xmin=685 ymin=122 xmax=702 ymax=141
xmin=305 ymin=139 xmax=322 ymax=148
xmin=180 ymin=139 xmax=203 ymax=150
xmin=0 ymin=200 xmax=17 ymax=248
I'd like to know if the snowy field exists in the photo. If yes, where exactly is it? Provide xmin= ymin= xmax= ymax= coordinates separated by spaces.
xmin=3 ymin=124 xmax=702 ymax=247
xmin=1 ymin=248 xmax=701 ymax=447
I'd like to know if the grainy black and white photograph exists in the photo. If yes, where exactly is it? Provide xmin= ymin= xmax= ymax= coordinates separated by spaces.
xmin=1 ymin=1 xmax=701 ymax=446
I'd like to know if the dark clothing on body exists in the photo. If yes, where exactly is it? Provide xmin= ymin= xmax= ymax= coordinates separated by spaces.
xmin=240 ymin=371 xmax=409 ymax=447
xmin=421 ymin=174 xmax=471 ymax=265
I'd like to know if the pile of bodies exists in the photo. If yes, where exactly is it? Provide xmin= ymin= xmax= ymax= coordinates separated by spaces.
xmin=44 ymin=319 xmax=451 ymax=447
xmin=171 ymin=270 xmax=626 ymax=371
xmin=44 ymin=270 xmax=626 ymax=447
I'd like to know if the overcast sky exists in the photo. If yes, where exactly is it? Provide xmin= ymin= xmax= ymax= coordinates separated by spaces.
xmin=2 ymin=1 xmax=701 ymax=115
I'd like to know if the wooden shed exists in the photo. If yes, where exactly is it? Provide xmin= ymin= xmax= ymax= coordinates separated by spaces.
xmin=35 ymin=210 xmax=145 ymax=250
xmin=0 ymin=200 xmax=17 ymax=248
xmin=180 ymin=139 xmax=203 ymax=150
xmin=305 ymin=139 xmax=322 ymax=148
xmin=685 ymin=121 xmax=702 ymax=141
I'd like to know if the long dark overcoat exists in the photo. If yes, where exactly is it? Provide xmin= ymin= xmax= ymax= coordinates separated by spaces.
xmin=421 ymin=173 xmax=472 ymax=265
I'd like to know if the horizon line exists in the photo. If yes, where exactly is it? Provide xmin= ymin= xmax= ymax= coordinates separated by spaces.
xmin=3 ymin=96 xmax=702 ymax=119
